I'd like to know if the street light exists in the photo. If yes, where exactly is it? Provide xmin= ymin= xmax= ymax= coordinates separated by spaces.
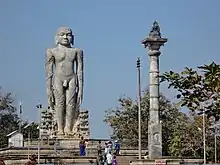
xmin=215 ymin=134 xmax=218 ymax=163
xmin=36 ymin=103 xmax=42 ymax=165
xmin=198 ymin=109 xmax=207 ymax=165
xmin=203 ymin=110 xmax=206 ymax=165
xmin=210 ymin=123 xmax=220 ymax=163
xmin=137 ymin=57 xmax=141 ymax=160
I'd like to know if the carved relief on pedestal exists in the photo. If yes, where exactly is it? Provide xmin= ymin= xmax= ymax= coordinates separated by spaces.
xmin=40 ymin=107 xmax=90 ymax=139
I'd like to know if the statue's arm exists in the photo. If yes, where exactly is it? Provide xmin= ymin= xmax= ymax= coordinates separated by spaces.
xmin=76 ymin=48 xmax=84 ymax=102
xmin=45 ymin=49 xmax=54 ymax=98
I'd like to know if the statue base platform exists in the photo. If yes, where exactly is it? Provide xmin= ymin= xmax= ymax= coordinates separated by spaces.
xmin=55 ymin=132 xmax=82 ymax=139
xmin=0 ymin=146 xmax=97 ymax=165
xmin=40 ymin=109 xmax=90 ymax=140
xmin=56 ymin=137 xmax=81 ymax=148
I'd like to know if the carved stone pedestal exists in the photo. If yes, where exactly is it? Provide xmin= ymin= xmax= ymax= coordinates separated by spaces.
xmin=78 ymin=110 xmax=90 ymax=138
xmin=40 ymin=108 xmax=90 ymax=140
xmin=56 ymin=110 xmax=90 ymax=140
xmin=148 ymin=122 xmax=162 ymax=158
xmin=56 ymin=138 xmax=82 ymax=148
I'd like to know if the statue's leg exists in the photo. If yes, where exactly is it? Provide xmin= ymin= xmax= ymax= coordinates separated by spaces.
xmin=54 ymin=78 xmax=65 ymax=135
xmin=64 ymin=77 xmax=77 ymax=134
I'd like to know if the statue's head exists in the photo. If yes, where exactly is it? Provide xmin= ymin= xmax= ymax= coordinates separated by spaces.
xmin=55 ymin=26 xmax=74 ymax=46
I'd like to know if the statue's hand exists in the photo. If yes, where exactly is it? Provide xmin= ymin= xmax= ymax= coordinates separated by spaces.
xmin=48 ymin=92 xmax=55 ymax=110
xmin=77 ymin=92 xmax=83 ymax=105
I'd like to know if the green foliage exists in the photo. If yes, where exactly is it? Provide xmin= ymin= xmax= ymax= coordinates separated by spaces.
xmin=159 ymin=61 xmax=220 ymax=160
xmin=0 ymin=91 xmax=19 ymax=148
xmin=0 ymin=90 xmax=16 ymax=112
xmin=103 ymin=88 xmax=219 ymax=161
xmin=103 ymin=89 xmax=183 ymax=151
xmin=167 ymin=112 xmax=189 ymax=156
xmin=104 ymin=96 xmax=144 ymax=147
xmin=160 ymin=62 xmax=220 ymax=120
xmin=169 ymin=131 xmax=183 ymax=156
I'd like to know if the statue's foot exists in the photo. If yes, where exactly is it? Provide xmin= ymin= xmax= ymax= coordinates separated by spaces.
xmin=57 ymin=131 xmax=64 ymax=136
xmin=64 ymin=127 xmax=74 ymax=136
xmin=64 ymin=131 xmax=75 ymax=136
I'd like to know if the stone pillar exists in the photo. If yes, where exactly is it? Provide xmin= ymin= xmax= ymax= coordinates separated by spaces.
xmin=141 ymin=21 xmax=167 ymax=159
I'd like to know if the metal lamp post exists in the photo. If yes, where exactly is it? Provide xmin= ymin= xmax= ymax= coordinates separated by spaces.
xmin=141 ymin=21 xmax=167 ymax=159
xmin=210 ymin=122 xmax=220 ymax=163
xmin=215 ymin=134 xmax=217 ymax=163
xmin=24 ymin=121 xmax=34 ymax=160
xmin=198 ymin=108 xmax=208 ymax=165
xmin=36 ymin=103 xmax=42 ymax=164
xmin=203 ymin=110 xmax=206 ymax=165
xmin=137 ymin=57 xmax=142 ymax=160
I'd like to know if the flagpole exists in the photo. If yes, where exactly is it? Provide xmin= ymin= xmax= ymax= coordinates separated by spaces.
xmin=19 ymin=101 xmax=22 ymax=133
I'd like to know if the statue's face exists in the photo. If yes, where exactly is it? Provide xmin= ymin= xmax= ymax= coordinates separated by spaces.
xmin=55 ymin=27 xmax=73 ymax=46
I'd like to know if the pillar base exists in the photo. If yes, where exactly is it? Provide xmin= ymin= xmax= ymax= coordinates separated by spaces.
xmin=148 ymin=122 xmax=162 ymax=159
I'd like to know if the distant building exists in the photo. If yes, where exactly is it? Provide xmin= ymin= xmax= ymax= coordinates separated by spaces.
xmin=6 ymin=130 xmax=23 ymax=147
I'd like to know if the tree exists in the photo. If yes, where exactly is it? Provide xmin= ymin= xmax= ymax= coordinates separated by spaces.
xmin=160 ymin=62 xmax=220 ymax=120
xmin=0 ymin=89 xmax=16 ymax=112
xmin=103 ymin=87 xmax=219 ymax=159
xmin=0 ymin=90 xmax=19 ymax=148
xmin=167 ymin=111 xmax=189 ymax=156
xmin=159 ymin=62 xmax=220 ymax=160
xmin=103 ymin=89 xmax=183 ymax=152
xmin=181 ymin=115 xmax=212 ymax=157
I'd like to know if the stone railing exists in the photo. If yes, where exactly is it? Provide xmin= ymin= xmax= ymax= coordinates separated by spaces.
xmin=130 ymin=158 xmax=203 ymax=165
xmin=0 ymin=146 xmax=147 ymax=157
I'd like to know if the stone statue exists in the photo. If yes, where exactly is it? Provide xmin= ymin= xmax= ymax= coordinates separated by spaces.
xmin=149 ymin=21 xmax=161 ymax=39
xmin=45 ymin=27 xmax=84 ymax=136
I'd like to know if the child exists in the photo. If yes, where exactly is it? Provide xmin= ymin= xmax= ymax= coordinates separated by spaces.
xmin=112 ymin=155 xmax=117 ymax=165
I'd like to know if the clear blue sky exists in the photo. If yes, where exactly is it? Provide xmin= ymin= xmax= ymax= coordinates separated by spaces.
xmin=0 ymin=0 xmax=220 ymax=138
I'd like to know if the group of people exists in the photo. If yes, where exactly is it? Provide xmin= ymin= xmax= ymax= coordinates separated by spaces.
xmin=79 ymin=137 xmax=121 ymax=165
xmin=97 ymin=140 xmax=121 ymax=165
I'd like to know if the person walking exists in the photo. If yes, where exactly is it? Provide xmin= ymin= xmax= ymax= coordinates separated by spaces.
xmin=106 ymin=151 xmax=113 ymax=165
xmin=79 ymin=137 xmax=86 ymax=156
xmin=114 ymin=140 xmax=120 ymax=156
xmin=97 ymin=140 xmax=102 ymax=156
xmin=104 ymin=142 xmax=108 ymax=163
xmin=85 ymin=139 xmax=89 ymax=156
